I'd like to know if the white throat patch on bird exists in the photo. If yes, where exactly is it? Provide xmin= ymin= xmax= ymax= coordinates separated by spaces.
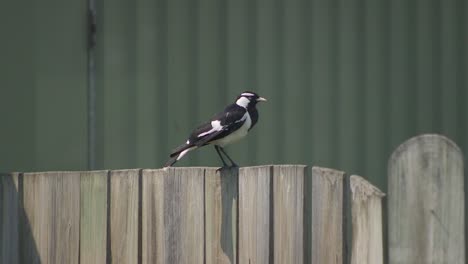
xmin=235 ymin=97 xmax=250 ymax=108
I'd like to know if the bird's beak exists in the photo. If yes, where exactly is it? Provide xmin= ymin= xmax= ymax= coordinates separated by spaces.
xmin=257 ymin=97 xmax=267 ymax=102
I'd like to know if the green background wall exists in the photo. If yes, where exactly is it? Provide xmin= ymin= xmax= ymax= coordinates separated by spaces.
xmin=1 ymin=0 xmax=467 ymax=193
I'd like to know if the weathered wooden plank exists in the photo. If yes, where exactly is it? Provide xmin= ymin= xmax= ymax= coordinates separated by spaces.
xmin=310 ymin=167 xmax=344 ymax=264
xmin=109 ymin=169 xmax=139 ymax=264
xmin=272 ymin=165 xmax=305 ymax=263
xmin=0 ymin=173 xmax=19 ymax=264
xmin=142 ymin=167 xmax=204 ymax=264
xmin=350 ymin=175 xmax=384 ymax=264
xmin=388 ymin=134 xmax=465 ymax=263
xmin=205 ymin=167 xmax=238 ymax=264
xmin=23 ymin=172 xmax=80 ymax=264
xmin=141 ymin=169 xmax=164 ymax=264
xmin=238 ymin=165 xmax=272 ymax=264
xmin=80 ymin=170 xmax=108 ymax=264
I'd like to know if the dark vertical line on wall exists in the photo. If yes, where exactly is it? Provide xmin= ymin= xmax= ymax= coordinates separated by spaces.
xmin=94 ymin=0 xmax=104 ymax=169
xmin=457 ymin=0 xmax=467 ymax=147
xmin=156 ymin=0 xmax=168 ymax=161
xmin=407 ymin=0 xmax=418 ymax=133
xmin=457 ymin=0 xmax=467 ymax=258
xmin=219 ymin=0 xmax=228 ymax=103
xmin=334 ymin=0 xmax=346 ymax=170
xmin=87 ymin=0 xmax=97 ymax=170
xmin=275 ymin=0 xmax=285 ymax=162
xmin=303 ymin=0 xmax=312 ymax=164
xmin=129 ymin=0 xmax=137 ymax=167
xmin=382 ymin=1 xmax=391 ymax=264
xmin=330 ymin=0 xmax=339 ymax=169
xmin=247 ymin=0 xmax=258 ymax=163
xmin=381 ymin=0 xmax=391 ymax=169
xmin=189 ymin=0 xmax=200 ymax=165
xmin=432 ymin=0 xmax=442 ymax=131
xmin=357 ymin=0 xmax=367 ymax=175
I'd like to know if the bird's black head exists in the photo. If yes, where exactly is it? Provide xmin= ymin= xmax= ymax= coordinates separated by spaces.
xmin=235 ymin=91 xmax=267 ymax=108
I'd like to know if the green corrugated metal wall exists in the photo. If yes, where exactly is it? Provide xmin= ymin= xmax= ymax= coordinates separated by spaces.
xmin=0 ymin=0 xmax=88 ymax=171
xmin=1 ymin=0 xmax=467 ymax=193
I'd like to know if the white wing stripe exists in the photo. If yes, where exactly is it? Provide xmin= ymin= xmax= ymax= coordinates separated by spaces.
xmin=197 ymin=120 xmax=223 ymax=138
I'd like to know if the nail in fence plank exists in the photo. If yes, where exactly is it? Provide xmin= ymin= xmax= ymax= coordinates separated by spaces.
xmin=205 ymin=168 xmax=238 ymax=264
xmin=239 ymin=166 xmax=272 ymax=264
xmin=388 ymin=134 xmax=465 ymax=264
xmin=1 ymin=173 xmax=19 ymax=264
xmin=310 ymin=167 xmax=344 ymax=264
xmin=273 ymin=165 xmax=305 ymax=264
xmin=350 ymin=175 xmax=384 ymax=264
xmin=109 ymin=169 xmax=139 ymax=264
xmin=80 ymin=170 xmax=108 ymax=264
xmin=142 ymin=168 xmax=204 ymax=264
xmin=23 ymin=172 xmax=80 ymax=264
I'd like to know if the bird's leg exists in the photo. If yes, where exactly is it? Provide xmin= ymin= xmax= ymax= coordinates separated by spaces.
xmin=219 ymin=147 xmax=238 ymax=167
xmin=214 ymin=146 xmax=228 ymax=167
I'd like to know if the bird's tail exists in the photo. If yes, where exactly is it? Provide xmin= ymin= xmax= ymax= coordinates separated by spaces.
xmin=164 ymin=143 xmax=196 ymax=167
xmin=165 ymin=156 xmax=179 ymax=167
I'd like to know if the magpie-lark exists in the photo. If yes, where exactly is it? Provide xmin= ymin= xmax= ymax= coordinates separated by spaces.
xmin=165 ymin=91 xmax=267 ymax=167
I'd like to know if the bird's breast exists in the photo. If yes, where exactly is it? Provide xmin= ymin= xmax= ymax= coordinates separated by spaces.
xmin=212 ymin=113 xmax=252 ymax=147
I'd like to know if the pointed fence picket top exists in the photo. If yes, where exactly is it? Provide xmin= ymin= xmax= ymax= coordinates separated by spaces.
xmin=388 ymin=134 xmax=465 ymax=264
xmin=350 ymin=175 xmax=384 ymax=264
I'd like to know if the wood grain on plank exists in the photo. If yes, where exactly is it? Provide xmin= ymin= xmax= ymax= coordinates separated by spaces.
xmin=80 ymin=170 xmax=108 ymax=264
xmin=142 ymin=167 xmax=204 ymax=264
xmin=205 ymin=167 xmax=238 ymax=264
xmin=109 ymin=169 xmax=139 ymax=264
xmin=310 ymin=167 xmax=344 ymax=264
xmin=272 ymin=165 xmax=305 ymax=264
xmin=388 ymin=134 xmax=465 ymax=264
xmin=350 ymin=175 xmax=384 ymax=264
xmin=142 ymin=169 xmax=164 ymax=264
xmin=238 ymin=165 xmax=272 ymax=264
xmin=23 ymin=172 xmax=80 ymax=264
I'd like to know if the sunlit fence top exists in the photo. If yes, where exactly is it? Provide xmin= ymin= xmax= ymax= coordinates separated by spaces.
xmin=0 ymin=134 xmax=464 ymax=264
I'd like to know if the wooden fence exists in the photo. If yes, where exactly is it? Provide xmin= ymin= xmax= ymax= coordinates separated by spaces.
xmin=0 ymin=134 xmax=464 ymax=264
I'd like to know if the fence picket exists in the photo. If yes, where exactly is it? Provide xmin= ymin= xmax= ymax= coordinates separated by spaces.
xmin=109 ymin=169 xmax=139 ymax=264
xmin=80 ymin=170 xmax=108 ymax=264
xmin=273 ymin=165 xmax=305 ymax=263
xmin=310 ymin=167 xmax=345 ymax=264
xmin=205 ymin=167 xmax=238 ymax=264
xmin=388 ymin=134 xmax=465 ymax=263
xmin=350 ymin=175 xmax=384 ymax=264
xmin=23 ymin=172 xmax=80 ymax=264
xmin=239 ymin=165 xmax=272 ymax=264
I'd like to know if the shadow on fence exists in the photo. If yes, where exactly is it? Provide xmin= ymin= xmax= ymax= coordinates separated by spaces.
xmin=1 ymin=173 xmax=41 ymax=264
xmin=0 ymin=134 xmax=465 ymax=264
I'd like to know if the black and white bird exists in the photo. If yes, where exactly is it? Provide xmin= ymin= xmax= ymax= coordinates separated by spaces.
xmin=165 ymin=91 xmax=267 ymax=167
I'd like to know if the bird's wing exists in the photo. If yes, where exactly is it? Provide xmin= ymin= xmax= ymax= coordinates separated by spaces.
xmin=189 ymin=104 xmax=247 ymax=147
